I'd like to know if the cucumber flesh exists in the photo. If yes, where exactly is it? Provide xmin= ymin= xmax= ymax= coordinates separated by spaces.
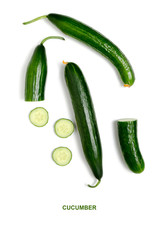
xmin=54 ymin=118 xmax=74 ymax=138
xmin=118 ymin=118 xmax=137 ymax=122
xmin=29 ymin=107 xmax=49 ymax=127
xmin=52 ymin=147 xmax=72 ymax=166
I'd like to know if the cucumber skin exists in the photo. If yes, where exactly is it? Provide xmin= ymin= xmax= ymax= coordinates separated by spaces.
xmin=47 ymin=14 xmax=135 ymax=86
xmin=25 ymin=44 xmax=47 ymax=101
xmin=117 ymin=120 xmax=145 ymax=173
xmin=64 ymin=62 xmax=103 ymax=180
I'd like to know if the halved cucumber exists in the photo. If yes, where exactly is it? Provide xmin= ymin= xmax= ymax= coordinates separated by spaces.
xmin=25 ymin=36 xmax=65 ymax=102
xmin=52 ymin=147 xmax=72 ymax=166
xmin=117 ymin=118 xmax=145 ymax=173
xmin=54 ymin=118 xmax=74 ymax=138
xmin=29 ymin=107 xmax=49 ymax=127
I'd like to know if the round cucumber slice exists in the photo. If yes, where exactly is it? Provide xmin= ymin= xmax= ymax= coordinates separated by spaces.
xmin=54 ymin=118 xmax=74 ymax=138
xmin=52 ymin=147 xmax=72 ymax=166
xmin=29 ymin=107 xmax=49 ymax=127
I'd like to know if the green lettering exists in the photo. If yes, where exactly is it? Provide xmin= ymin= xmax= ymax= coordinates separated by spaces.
xmin=79 ymin=206 xmax=85 ymax=210
xmin=62 ymin=205 xmax=66 ymax=210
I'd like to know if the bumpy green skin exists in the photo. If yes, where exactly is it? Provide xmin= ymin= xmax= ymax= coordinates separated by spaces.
xmin=117 ymin=120 xmax=145 ymax=173
xmin=64 ymin=62 xmax=103 ymax=180
xmin=25 ymin=44 xmax=47 ymax=101
xmin=47 ymin=14 xmax=135 ymax=86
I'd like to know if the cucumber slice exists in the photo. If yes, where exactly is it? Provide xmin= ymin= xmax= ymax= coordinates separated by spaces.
xmin=52 ymin=147 xmax=72 ymax=166
xmin=54 ymin=118 xmax=74 ymax=138
xmin=29 ymin=107 xmax=49 ymax=127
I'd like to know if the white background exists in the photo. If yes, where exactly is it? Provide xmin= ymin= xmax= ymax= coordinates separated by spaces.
xmin=0 ymin=0 xmax=159 ymax=239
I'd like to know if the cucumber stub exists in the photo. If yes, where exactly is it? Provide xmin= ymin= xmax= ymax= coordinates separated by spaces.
xmin=117 ymin=118 xmax=145 ymax=173
xmin=52 ymin=147 xmax=72 ymax=166
xmin=54 ymin=118 xmax=74 ymax=138
xmin=29 ymin=107 xmax=49 ymax=127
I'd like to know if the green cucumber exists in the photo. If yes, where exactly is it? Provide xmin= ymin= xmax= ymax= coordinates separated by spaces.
xmin=54 ymin=118 xmax=74 ymax=138
xmin=117 ymin=118 xmax=145 ymax=173
xmin=64 ymin=62 xmax=103 ymax=188
xmin=52 ymin=147 xmax=72 ymax=166
xmin=25 ymin=36 xmax=65 ymax=101
xmin=29 ymin=107 xmax=49 ymax=127
xmin=23 ymin=14 xmax=135 ymax=87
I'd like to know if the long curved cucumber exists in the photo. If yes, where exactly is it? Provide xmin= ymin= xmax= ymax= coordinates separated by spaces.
xmin=23 ymin=14 xmax=135 ymax=87
xmin=117 ymin=118 xmax=145 ymax=173
xmin=25 ymin=36 xmax=65 ymax=101
xmin=64 ymin=62 xmax=103 ymax=187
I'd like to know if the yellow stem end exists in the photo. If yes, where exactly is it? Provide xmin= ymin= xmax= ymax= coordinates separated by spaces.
xmin=124 ymin=84 xmax=130 ymax=87
xmin=63 ymin=60 xmax=68 ymax=65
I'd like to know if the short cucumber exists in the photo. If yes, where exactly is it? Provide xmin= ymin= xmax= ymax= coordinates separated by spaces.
xmin=23 ymin=14 xmax=135 ymax=87
xmin=25 ymin=44 xmax=47 ymax=101
xmin=54 ymin=118 xmax=74 ymax=138
xmin=25 ymin=36 xmax=65 ymax=101
xmin=29 ymin=107 xmax=49 ymax=127
xmin=117 ymin=118 xmax=145 ymax=173
xmin=52 ymin=147 xmax=72 ymax=166
xmin=64 ymin=62 xmax=103 ymax=187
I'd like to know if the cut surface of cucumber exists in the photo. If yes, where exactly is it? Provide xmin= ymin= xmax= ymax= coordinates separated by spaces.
xmin=29 ymin=107 xmax=49 ymax=127
xmin=118 ymin=118 xmax=137 ymax=122
xmin=54 ymin=118 xmax=74 ymax=138
xmin=52 ymin=147 xmax=72 ymax=166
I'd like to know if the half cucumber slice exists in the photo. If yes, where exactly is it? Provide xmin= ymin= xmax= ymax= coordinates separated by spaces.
xmin=29 ymin=107 xmax=49 ymax=127
xmin=52 ymin=147 xmax=72 ymax=166
xmin=54 ymin=118 xmax=74 ymax=138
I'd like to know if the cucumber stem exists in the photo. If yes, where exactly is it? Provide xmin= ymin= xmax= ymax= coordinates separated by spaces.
xmin=41 ymin=36 xmax=65 ymax=45
xmin=88 ymin=179 xmax=101 ymax=188
xmin=23 ymin=15 xmax=47 ymax=25
xmin=63 ymin=60 xmax=68 ymax=65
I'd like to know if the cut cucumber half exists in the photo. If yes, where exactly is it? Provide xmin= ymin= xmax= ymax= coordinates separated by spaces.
xmin=52 ymin=147 xmax=72 ymax=166
xmin=54 ymin=118 xmax=74 ymax=138
xmin=117 ymin=118 xmax=145 ymax=173
xmin=29 ymin=107 xmax=49 ymax=127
